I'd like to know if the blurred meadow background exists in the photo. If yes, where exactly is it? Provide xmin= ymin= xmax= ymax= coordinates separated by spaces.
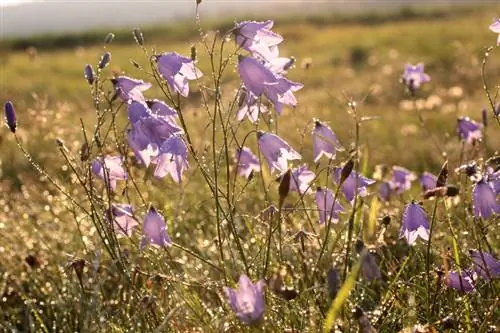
xmin=0 ymin=0 xmax=499 ymax=332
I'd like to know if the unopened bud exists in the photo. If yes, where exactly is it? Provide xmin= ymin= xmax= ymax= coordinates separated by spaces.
xmin=84 ymin=64 xmax=95 ymax=85
xmin=339 ymin=159 xmax=354 ymax=184
xmin=104 ymin=32 xmax=115 ymax=45
xmin=283 ymin=56 xmax=296 ymax=71
xmin=4 ymin=101 xmax=16 ymax=133
xmin=98 ymin=52 xmax=111 ymax=69
xmin=482 ymin=108 xmax=488 ymax=127
xmin=133 ymin=28 xmax=144 ymax=46
xmin=278 ymin=169 xmax=291 ymax=208
xmin=80 ymin=142 xmax=90 ymax=162
xmin=190 ymin=45 xmax=197 ymax=62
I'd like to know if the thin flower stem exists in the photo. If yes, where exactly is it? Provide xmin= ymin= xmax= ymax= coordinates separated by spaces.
xmin=480 ymin=46 xmax=500 ymax=127
xmin=425 ymin=197 xmax=440 ymax=320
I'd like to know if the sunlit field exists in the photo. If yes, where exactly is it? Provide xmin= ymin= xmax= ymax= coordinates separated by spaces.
xmin=1 ymin=4 xmax=499 ymax=332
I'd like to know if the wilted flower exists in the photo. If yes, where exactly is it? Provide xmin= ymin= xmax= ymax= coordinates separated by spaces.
xmin=107 ymin=204 xmax=139 ymax=237
xmin=91 ymin=155 xmax=128 ymax=191
xmin=156 ymin=52 xmax=203 ymax=97
xmin=4 ymin=101 xmax=16 ymax=133
xmin=84 ymin=64 xmax=95 ymax=85
xmin=287 ymin=164 xmax=315 ymax=195
xmin=315 ymin=187 xmax=344 ymax=224
xmin=446 ymin=270 xmax=476 ymax=293
xmin=489 ymin=18 xmax=500 ymax=46
xmin=332 ymin=167 xmax=375 ymax=204
xmin=400 ymin=201 xmax=430 ymax=245
xmin=401 ymin=63 xmax=430 ymax=92
xmin=420 ymin=172 xmax=437 ymax=192
xmin=141 ymin=207 xmax=172 ymax=249
xmin=234 ymin=146 xmax=261 ymax=179
xmin=238 ymin=55 xmax=303 ymax=114
xmin=312 ymin=120 xmax=343 ymax=163
xmin=154 ymin=135 xmax=189 ymax=183
xmin=112 ymin=76 xmax=151 ymax=102
xmin=470 ymin=250 xmax=500 ymax=280
xmin=98 ymin=52 xmax=111 ymax=69
xmin=223 ymin=274 xmax=266 ymax=325
xmin=457 ymin=117 xmax=482 ymax=144
xmin=234 ymin=20 xmax=283 ymax=61
xmin=472 ymin=179 xmax=500 ymax=219
xmin=257 ymin=131 xmax=301 ymax=174
xmin=390 ymin=166 xmax=417 ymax=194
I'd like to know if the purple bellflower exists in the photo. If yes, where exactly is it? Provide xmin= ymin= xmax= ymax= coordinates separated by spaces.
xmin=234 ymin=146 xmax=261 ymax=179
xmin=379 ymin=181 xmax=392 ymax=202
xmin=234 ymin=20 xmax=283 ymax=62
xmin=486 ymin=167 xmax=500 ymax=195
xmin=236 ymin=90 xmax=269 ymax=123
xmin=457 ymin=117 xmax=482 ymax=144
xmin=401 ymin=63 xmax=430 ymax=92
xmin=127 ymin=124 xmax=159 ymax=167
xmin=107 ymin=204 xmax=138 ymax=237
xmin=141 ymin=207 xmax=172 ymax=250
xmin=446 ymin=270 xmax=476 ymax=293
xmin=332 ymin=167 xmax=376 ymax=205
xmin=238 ymin=55 xmax=303 ymax=114
xmin=112 ymin=76 xmax=151 ymax=102
xmin=84 ymin=64 xmax=95 ymax=85
xmin=470 ymin=250 xmax=500 ymax=280
xmin=400 ymin=201 xmax=430 ymax=245
xmin=154 ymin=135 xmax=189 ymax=183
xmin=91 ymin=155 xmax=128 ymax=191
xmin=4 ymin=101 xmax=16 ymax=133
xmin=315 ymin=187 xmax=344 ymax=224
xmin=489 ymin=18 xmax=500 ymax=46
xmin=146 ymin=99 xmax=178 ymax=120
xmin=420 ymin=172 xmax=437 ymax=192
xmin=312 ymin=120 xmax=343 ymax=163
xmin=257 ymin=131 xmax=301 ymax=174
xmin=472 ymin=179 xmax=500 ymax=219
xmin=288 ymin=164 xmax=315 ymax=195
xmin=156 ymin=52 xmax=203 ymax=97
xmin=390 ymin=166 xmax=417 ymax=194
xmin=128 ymin=101 xmax=151 ymax=124
xmin=223 ymin=274 xmax=266 ymax=325
xmin=361 ymin=252 xmax=382 ymax=282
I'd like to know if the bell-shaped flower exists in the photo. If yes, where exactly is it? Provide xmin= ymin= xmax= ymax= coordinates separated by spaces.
xmin=446 ymin=270 xmax=476 ymax=293
xmin=146 ymin=99 xmax=178 ymax=120
xmin=236 ymin=89 xmax=269 ymax=123
xmin=457 ymin=117 xmax=482 ymax=144
xmin=257 ymin=131 xmax=301 ymax=174
xmin=420 ymin=172 xmax=437 ymax=192
xmin=312 ymin=120 xmax=343 ymax=163
xmin=470 ymin=250 xmax=500 ymax=281
xmin=234 ymin=20 xmax=283 ymax=61
xmin=127 ymin=125 xmax=159 ymax=167
xmin=390 ymin=166 xmax=417 ymax=194
xmin=332 ymin=167 xmax=375 ymax=205
xmin=315 ymin=187 xmax=344 ymax=224
xmin=91 ymin=155 xmax=128 ymax=191
xmin=156 ymin=52 xmax=203 ymax=97
xmin=111 ymin=76 xmax=151 ymax=102
xmin=285 ymin=164 xmax=315 ymax=195
xmin=154 ymin=135 xmax=189 ymax=183
xmin=238 ymin=55 xmax=303 ymax=114
xmin=223 ymin=274 xmax=266 ymax=325
xmin=234 ymin=146 xmax=261 ymax=179
xmin=128 ymin=101 xmax=151 ymax=124
xmin=400 ymin=201 xmax=430 ymax=245
xmin=489 ymin=18 xmax=500 ymax=46
xmin=106 ymin=204 xmax=138 ymax=237
xmin=486 ymin=167 xmax=500 ymax=195
xmin=472 ymin=179 xmax=500 ymax=219
xmin=401 ymin=63 xmax=430 ymax=92
xmin=141 ymin=207 xmax=172 ymax=249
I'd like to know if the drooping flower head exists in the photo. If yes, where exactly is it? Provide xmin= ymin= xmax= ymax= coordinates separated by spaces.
xmin=234 ymin=146 xmax=261 ymax=179
xmin=156 ymin=52 xmax=203 ymax=97
xmin=315 ymin=187 xmax=344 ymax=224
xmin=223 ymin=274 xmax=266 ymax=325
xmin=154 ymin=135 xmax=189 ymax=183
xmin=111 ymin=76 xmax=151 ymax=102
xmin=106 ymin=204 xmax=139 ymax=237
xmin=470 ymin=250 xmax=500 ymax=281
xmin=489 ymin=18 xmax=500 ymax=46
xmin=141 ymin=207 xmax=172 ymax=249
xmin=390 ymin=166 xmax=417 ymax=194
xmin=446 ymin=270 xmax=476 ymax=293
xmin=332 ymin=167 xmax=375 ymax=205
xmin=400 ymin=201 xmax=430 ymax=245
xmin=4 ymin=101 xmax=16 ymax=133
xmin=236 ymin=88 xmax=269 ymax=123
xmin=238 ymin=55 xmax=303 ymax=114
xmin=420 ymin=172 xmax=437 ymax=192
xmin=472 ymin=179 xmax=500 ymax=219
xmin=312 ymin=120 xmax=343 ymax=163
xmin=257 ymin=131 xmax=301 ymax=174
xmin=146 ymin=99 xmax=178 ymax=120
xmin=457 ymin=117 xmax=482 ymax=144
xmin=401 ymin=63 xmax=430 ymax=92
xmin=91 ymin=155 xmax=128 ymax=191
xmin=128 ymin=101 xmax=151 ymax=124
xmin=287 ymin=164 xmax=315 ymax=195
xmin=234 ymin=20 xmax=283 ymax=61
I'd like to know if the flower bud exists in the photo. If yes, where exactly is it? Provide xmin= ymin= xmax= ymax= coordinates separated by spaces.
xmin=4 ymin=101 xmax=16 ymax=133
xmin=278 ymin=169 xmax=291 ymax=208
xmin=98 ymin=52 xmax=111 ymax=69
xmin=133 ymin=28 xmax=144 ymax=46
xmin=190 ymin=45 xmax=197 ymax=62
xmin=482 ymin=108 xmax=488 ymax=127
xmin=436 ymin=160 xmax=448 ymax=187
xmin=84 ymin=64 xmax=95 ymax=84
xmin=104 ymin=32 xmax=115 ymax=45
xmin=339 ymin=158 xmax=354 ymax=185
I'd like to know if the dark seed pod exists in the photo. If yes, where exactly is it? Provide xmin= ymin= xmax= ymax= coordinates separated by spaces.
xmin=436 ymin=160 xmax=448 ymax=187
xmin=340 ymin=158 xmax=354 ymax=184
xmin=133 ymin=28 xmax=144 ymax=46
xmin=278 ymin=169 xmax=291 ymax=208
xmin=104 ymin=32 xmax=115 ymax=44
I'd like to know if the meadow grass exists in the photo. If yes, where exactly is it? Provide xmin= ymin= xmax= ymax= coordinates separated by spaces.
xmin=0 ymin=4 xmax=499 ymax=332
